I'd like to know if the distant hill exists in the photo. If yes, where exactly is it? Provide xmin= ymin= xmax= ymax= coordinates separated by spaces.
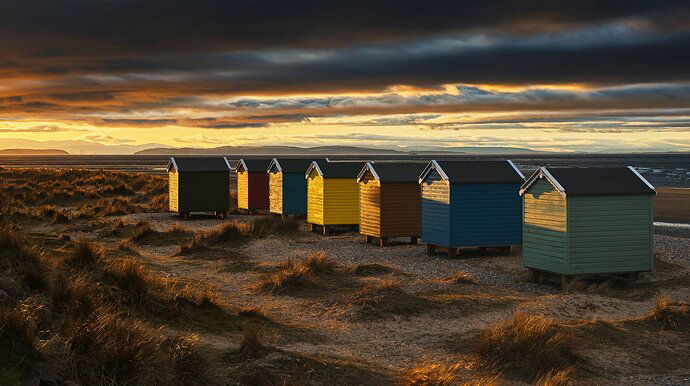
xmin=0 ymin=148 xmax=69 ymax=155
xmin=135 ymin=145 xmax=406 ymax=155
xmin=135 ymin=145 xmax=543 ymax=155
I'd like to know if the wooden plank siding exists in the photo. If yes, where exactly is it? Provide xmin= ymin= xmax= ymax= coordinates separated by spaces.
xmin=449 ymin=183 xmax=522 ymax=247
xmin=168 ymin=170 xmax=179 ymax=212
xmin=359 ymin=172 xmax=381 ymax=236
xmin=269 ymin=170 xmax=283 ymax=214
xmin=567 ymin=194 xmax=653 ymax=274
xmin=323 ymin=178 xmax=360 ymax=225
xmin=420 ymin=170 xmax=451 ymax=246
xmin=175 ymin=172 xmax=230 ymax=213
xmin=380 ymin=182 xmax=421 ymax=238
xmin=522 ymin=178 xmax=568 ymax=274
xmin=238 ymin=171 xmax=269 ymax=210
xmin=307 ymin=171 xmax=325 ymax=225
xmin=237 ymin=171 xmax=249 ymax=210
xmin=282 ymin=173 xmax=308 ymax=215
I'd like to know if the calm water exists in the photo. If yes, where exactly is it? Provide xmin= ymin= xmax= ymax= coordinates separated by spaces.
xmin=0 ymin=153 xmax=688 ymax=187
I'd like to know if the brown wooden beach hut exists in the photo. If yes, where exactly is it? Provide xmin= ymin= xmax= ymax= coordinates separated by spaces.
xmin=167 ymin=157 xmax=232 ymax=219
xmin=357 ymin=162 xmax=427 ymax=246
xmin=236 ymin=158 xmax=271 ymax=211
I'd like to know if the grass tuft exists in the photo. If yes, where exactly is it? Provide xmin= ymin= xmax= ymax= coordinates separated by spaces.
xmin=257 ymin=252 xmax=339 ymax=294
xmin=403 ymin=362 xmax=462 ymax=385
xmin=339 ymin=278 xmax=433 ymax=321
xmin=535 ymin=366 xmax=577 ymax=386
xmin=444 ymin=270 xmax=474 ymax=284
xmin=475 ymin=313 xmax=577 ymax=382
xmin=645 ymin=294 xmax=690 ymax=330
xmin=64 ymin=241 xmax=105 ymax=269
xmin=236 ymin=322 xmax=266 ymax=358
xmin=0 ymin=304 xmax=39 ymax=372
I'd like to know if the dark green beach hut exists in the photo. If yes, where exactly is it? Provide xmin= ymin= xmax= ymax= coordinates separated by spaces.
xmin=519 ymin=166 xmax=656 ymax=287
xmin=167 ymin=157 xmax=232 ymax=219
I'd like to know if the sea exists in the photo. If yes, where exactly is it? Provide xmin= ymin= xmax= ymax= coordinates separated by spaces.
xmin=0 ymin=153 xmax=688 ymax=188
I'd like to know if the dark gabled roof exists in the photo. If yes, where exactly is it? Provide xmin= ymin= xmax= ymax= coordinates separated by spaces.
xmin=269 ymin=158 xmax=323 ymax=173
xmin=357 ymin=162 xmax=427 ymax=183
xmin=420 ymin=160 xmax=525 ymax=184
xmin=167 ymin=157 xmax=231 ymax=172
xmin=307 ymin=160 xmax=366 ymax=178
xmin=520 ymin=167 xmax=656 ymax=197
xmin=236 ymin=158 xmax=272 ymax=173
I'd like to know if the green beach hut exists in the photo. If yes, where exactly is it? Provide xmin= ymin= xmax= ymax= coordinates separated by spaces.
xmin=519 ymin=166 xmax=656 ymax=287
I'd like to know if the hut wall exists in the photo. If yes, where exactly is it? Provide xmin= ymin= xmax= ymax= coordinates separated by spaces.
xmin=247 ymin=172 xmax=270 ymax=209
xmin=449 ymin=183 xmax=522 ymax=247
xmin=169 ymin=170 xmax=179 ymax=212
xmin=323 ymin=178 xmax=360 ymax=225
xmin=522 ymin=178 xmax=568 ymax=273
xmin=282 ymin=173 xmax=308 ymax=215
xmin=380 ymin=182 xmax=421 ymax=238
xmin=420 ymin=169 xmax=451 ymax=246
xmin=359 ymin=172 xmax=381 ymax=237
xmin=237 ymin=171 xmax=249 ymax=209
xmin=307 ymin=171 xmax=325 ymax=224
xmin=269 ymin=170 xmax=283 ymax=214
xmin=567 ymin=194 xmax=653 ymax=274
xmin=177 ymin=172 xmax=230 ymax=212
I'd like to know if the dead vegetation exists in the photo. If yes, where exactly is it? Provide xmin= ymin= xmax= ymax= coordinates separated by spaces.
xmin=643 ymin=294 xmax=690 ymax=330
xmin=444 ymin=270 xmax=474 ymax=284
xmin=402 ymin=362 xmax=463 ymax=385
xmin=0 ymin=222 xmax=215 ymax=384
xmin=0 ymin=168 xmax=166 ymax=222
xmin=475 ymin=313 xmax=578 ymax=382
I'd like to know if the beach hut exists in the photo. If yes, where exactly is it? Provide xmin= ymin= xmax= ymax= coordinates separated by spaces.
xmin=236 ymin=158 xmax=271 ymax=211
xmin=267 ymin=158 xmax=320 ymax=216
xmin=357 ymin=162 xmax=427 ymax=246
xmin=306 ymin=160 xmax=365 ymax=235
xmin=519 ymin=166 xmax=655 ymax=287
xmin=167 ymin=157 xmax=232 ymax=219
xmin=418 ymin=160 xmax=525 ymax=256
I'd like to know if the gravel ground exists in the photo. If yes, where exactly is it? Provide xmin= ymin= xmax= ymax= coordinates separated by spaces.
xmin=655 ymin=234 xmax=690 ymax=266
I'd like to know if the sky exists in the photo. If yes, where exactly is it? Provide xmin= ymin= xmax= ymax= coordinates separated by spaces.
xmin=1 ymin=0 xmax=690 ymax=154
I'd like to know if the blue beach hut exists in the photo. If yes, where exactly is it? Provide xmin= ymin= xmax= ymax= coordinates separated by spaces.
xmin=268 ymin=158 xmax=320 ymax=216
xmin=418 ymin=160 xmax=525 ymax=257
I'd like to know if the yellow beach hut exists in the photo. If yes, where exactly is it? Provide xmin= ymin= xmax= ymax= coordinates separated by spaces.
xmin=306 ymin=160 xmax=366 ymax=235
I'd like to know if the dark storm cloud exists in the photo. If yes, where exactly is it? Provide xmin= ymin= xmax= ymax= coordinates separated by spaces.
xmin=0 ymin=0 xmax=685 ymax=59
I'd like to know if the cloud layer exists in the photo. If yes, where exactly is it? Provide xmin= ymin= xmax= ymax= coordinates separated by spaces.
xmin=0 ymin=1 xmax=689 ymax=152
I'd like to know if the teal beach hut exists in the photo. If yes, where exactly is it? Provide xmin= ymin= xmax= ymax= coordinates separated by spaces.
xmin=519 ymin=166 xmax=656 ymax=287
xmin=268 ymin=158 xmax=319 ymax=216
xmin=418 ymin=160 xmax=525 ymax=257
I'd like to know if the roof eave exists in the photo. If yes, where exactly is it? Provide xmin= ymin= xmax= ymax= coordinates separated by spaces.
xmin=305 ymin=161 xmax=324 ymax=179
xmin=628 ymin=166 xmax=656 ymax=194
xmin=356 ymin=162 xmax=379 ymax=182
xmin=268 ymin=157 xmax=281 ymax=173
xmin=519 ymin=167 xmax=567 ymax=197
xmin=418 ymin=160 xmax=450 ymax=184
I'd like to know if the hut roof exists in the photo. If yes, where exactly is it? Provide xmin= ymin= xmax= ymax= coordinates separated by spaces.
xmin=520 ymin=166 xmax=655 ymax=197
xmin=306 ymin=161 xmax=366 ymax=179
xmin=236 ymin=158 xmax=272 ymax=173
xmin=357 ymin=162 xmax=427 ymax=183
xmin=269 ymin=158 xmax=323 ymax=173
xmin=167 ymin=157 xmax=231 ymax=172
xmin=419 ymin=160 xmax=525 ymax=184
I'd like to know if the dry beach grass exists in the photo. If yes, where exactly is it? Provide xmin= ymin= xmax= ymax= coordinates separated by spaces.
xmin=1 ymin=168 xmax=689 ymax=384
